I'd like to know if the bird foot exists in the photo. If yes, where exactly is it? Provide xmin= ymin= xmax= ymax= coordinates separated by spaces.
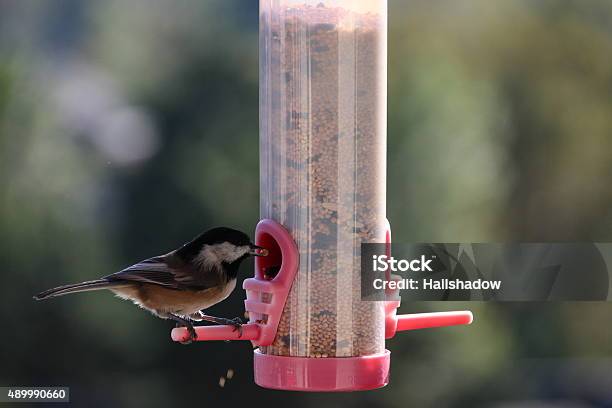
xmin=176 ymin=322 xmax=198 ymax=345
xmin=188 ymin=314 xmax=243 ymax=339
xmin=227 ymin=317 xmax=243 ymax=338
xmin=222 ymin=318 xmax=243 ymax=341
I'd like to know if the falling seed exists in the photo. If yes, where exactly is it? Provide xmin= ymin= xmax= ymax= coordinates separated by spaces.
xmin=226 ymin=369 xmax=234 ymax=379
xmin=219 ymin=377 xmax=226 ymax=388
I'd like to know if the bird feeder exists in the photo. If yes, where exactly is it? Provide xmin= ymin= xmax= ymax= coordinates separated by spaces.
xmin=172 ymin=0 xmax=473 ymax=391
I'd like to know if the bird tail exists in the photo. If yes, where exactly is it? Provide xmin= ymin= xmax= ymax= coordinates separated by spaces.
xmin=33 ymin=279 xmax=127 ymax=300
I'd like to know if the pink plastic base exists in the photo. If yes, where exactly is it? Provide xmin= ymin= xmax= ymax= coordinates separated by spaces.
xmin=253 ymin=349 xmax=391 ymax=392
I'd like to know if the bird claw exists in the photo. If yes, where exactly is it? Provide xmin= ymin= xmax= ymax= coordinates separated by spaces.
xmin=229 ymin=317 xmax=243 ymax=338
xmin=178 ymin=324 xmax=198 ymax=345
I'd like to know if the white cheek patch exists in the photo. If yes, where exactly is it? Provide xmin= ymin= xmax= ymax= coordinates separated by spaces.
xmin=196 ymin=243 xmax=250 ymax=268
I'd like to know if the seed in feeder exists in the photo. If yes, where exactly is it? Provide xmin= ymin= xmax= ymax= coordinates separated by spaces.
xmin=263 ymin=265 xmax=281 ymax=280
xmin=219 ymin=377 xmax=226 ymax=388
xmin=260 ymin=4 xmax=386 ymax=358
xmin=226 ymin=369 xmax=234 ymax=379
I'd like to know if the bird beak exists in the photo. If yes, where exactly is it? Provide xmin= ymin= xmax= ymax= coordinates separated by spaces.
xmin=249 ymin=245 xmax=269 ymax=257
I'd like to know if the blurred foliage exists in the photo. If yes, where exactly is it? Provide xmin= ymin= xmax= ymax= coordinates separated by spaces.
xmin=0 ymin=0 xmax=611 ymax=407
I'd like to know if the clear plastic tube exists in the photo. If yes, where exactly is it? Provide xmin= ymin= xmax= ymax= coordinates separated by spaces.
xmin=260 ymin=0 xmax=387 ymax=357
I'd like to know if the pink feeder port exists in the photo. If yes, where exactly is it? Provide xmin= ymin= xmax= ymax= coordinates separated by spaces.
xmin=245 ymin=219 xmax=300 ymax=347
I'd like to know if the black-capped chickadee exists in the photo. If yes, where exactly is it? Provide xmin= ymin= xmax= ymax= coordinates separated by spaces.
xmin=34 ymin=227 xmax=268 ymax=343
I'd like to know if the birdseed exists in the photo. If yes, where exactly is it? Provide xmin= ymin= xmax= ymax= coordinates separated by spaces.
xmin=260 ymin=4 xmax=386 ymax=357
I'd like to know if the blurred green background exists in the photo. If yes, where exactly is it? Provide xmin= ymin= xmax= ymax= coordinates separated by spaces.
xmin=1 ymin=0 xmax=611 ymax=406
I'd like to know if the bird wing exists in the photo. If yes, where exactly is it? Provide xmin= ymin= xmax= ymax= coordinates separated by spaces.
xmin=105 ymin=255 xmax=221 ymax=291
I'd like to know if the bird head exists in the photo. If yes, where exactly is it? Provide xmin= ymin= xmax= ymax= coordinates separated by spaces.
xmin=176 ymin=227 xmax=267 ymax=274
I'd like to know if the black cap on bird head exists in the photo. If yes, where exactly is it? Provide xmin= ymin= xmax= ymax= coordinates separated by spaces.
xmin=197 ymin=227 xmax=252 ymax=247
xmin=175 ymin=227 xmax=267 ymax=266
